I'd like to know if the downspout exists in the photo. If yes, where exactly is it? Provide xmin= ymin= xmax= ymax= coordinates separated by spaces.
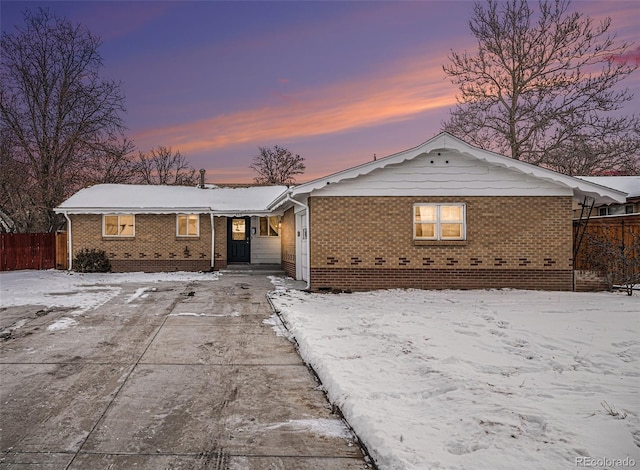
xmin=284 ymin=193 xmax=310 ymax=290
xmin=63 ymin=212 xmax=72 ymax=270
xmin=210 ymin=212 xmax=215 ymax=271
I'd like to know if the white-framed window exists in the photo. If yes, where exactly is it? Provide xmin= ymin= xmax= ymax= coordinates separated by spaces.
xmin=177 ymin=214 xmax=199 ymax=237
xmin=414 ymin=204 xmax=466 ymax=240
xmin=259 ymin=216 xmax=280 ymax=237
xmin=599 ymin=205 xmax=634 ymax=216
xmin=103 ymin=214 xmax=135 ymax=237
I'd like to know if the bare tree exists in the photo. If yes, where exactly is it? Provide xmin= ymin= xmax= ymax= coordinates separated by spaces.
xmin=0 ymin=207 xmax=15 ymax=233
xmin=83 ymin=142 xmax=137 ymax=185
xmin=0 ymin=8 xmax=133 ymax=232
xmin=584 ymin=227 xmax=640 ymax=296
xmin=0 ymin=152 xmax=31 ymax=232
xmin=0 ymin=127 xmax=21 ymax=232
xmin=133 ymin=146 xmax=197 ymax=186
xmin=443 ymin=0 xmax=640 ymax=175
xmin=250 ymin=145 xmax=305 ymax=185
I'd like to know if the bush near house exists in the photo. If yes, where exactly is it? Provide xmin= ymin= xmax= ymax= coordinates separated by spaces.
xmin=73 ymin=248 xmax=111 ymax=273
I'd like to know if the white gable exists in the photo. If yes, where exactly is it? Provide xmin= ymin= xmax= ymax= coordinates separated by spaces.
xmin=314 ymin=149 xmax=570 ymax=197
xmin=274 ymin=132 xmax=626 ymax=206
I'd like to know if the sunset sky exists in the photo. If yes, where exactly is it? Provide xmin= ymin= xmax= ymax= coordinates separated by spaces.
xmin=2 ymin=1 xmax=639 ymax=183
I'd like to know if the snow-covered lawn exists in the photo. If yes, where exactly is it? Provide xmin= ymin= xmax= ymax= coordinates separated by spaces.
xmin=268 ymin=280 xmax=639 ymax=470
xmin=0 ymin=269 xmax=218 ymax=314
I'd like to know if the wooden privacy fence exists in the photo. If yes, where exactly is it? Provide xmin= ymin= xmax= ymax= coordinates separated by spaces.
xmin=0 ymin=232 xmax=68 ymax=271
xmin=573 ymin=214 xmax=640 ymax=286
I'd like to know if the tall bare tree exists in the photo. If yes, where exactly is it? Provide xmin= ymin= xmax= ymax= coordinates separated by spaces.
xmin=584 ymin=228 xmax=640 ymax=296
xmin=443 ymin=0 xmax=640 ymax=175
xmin=0 ymin=127 xmax=26 ymax=232
xmin=134 ymin=146 xmax=197 ymax=186
xmin=250 ymin=145 xmax=305 ymax=185
xmin=0 ymin=8 xmax=133 ymax=232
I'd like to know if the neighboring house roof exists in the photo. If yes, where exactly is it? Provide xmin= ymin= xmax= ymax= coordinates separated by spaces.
xmin=269 ymin=132 xmax=627 ymax=209
xmin=575 ymin=176 xmax=640 ymax=201
xmin=55 ymin=184 xmax=288 ymax=216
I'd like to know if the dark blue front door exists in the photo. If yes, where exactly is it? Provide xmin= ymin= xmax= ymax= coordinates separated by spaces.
xmin=227 ymin=217 xmax=251 ymax=262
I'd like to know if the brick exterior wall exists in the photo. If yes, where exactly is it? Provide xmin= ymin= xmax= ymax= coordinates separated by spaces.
xmin=308 ymin=196 xmax=574 ymax=291
xmin=70 ymin=214 xmax=214 ymax=272
xmin=281 ymin=207 xmax=296 ymax=278
xmin=214 ymin=216 xmax=227 ymax=269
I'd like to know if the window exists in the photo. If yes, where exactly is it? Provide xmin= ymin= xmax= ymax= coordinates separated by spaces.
xmin=231 ymin=218 xmax=246 ymax=240
xmin=259 ymin=216 xmax=280 ymax=237
xmin=414 ymin=204 xmax=465 ymax=240
xmin=599 ymin=205 xmax=635 ymax=216
xmin=103 ymin=214 xmax=135 ymax=237
xmin=177 ymin=214 xmax=199 ymax=237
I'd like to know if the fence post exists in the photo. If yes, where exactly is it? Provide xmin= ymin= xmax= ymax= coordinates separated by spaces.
xmin=56 ymin=232 xmax=68 ymax=270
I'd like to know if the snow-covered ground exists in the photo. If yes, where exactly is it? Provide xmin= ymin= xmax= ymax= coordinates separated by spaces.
xmin=268 ymin=279 xmax=639 ymax=470
xmin=2 ymin=270 xmax=638 ymax=469
xmin=0 ymin=269 xmax=218 ymax=314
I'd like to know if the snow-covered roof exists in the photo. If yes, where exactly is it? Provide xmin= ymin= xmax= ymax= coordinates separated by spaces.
xmin=55 ymin=184 xmax=288 ymax=216
xmin=575 ymin=176 xmax=640 ymax=200
xmin=269 ymin=132 xmax=627 ymax=208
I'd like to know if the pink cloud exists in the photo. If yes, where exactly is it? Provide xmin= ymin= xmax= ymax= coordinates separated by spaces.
xmin=611 ymin=45 xmax=640 ymax=65
xmin=132 ymin=54 xmax=456 ymax=156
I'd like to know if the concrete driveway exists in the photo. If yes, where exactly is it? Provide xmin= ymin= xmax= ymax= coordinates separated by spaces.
xmin=0 ymin=271 xmax=369 ymax=469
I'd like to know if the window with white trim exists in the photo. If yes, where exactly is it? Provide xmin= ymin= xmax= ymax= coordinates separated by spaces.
xmin=103 ymin=214 xmax=135 ymax=237
xmin=414 ymin=204 xmax=466 ymax=240
xmin=259 ymin=216 xmax=280 ymax=237
xmin=177 ymin=214 xmax=199 ymax=237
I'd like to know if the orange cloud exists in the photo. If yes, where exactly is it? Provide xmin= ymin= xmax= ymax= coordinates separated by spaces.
xmin=133 ymin=55 xmax=456 ymax=154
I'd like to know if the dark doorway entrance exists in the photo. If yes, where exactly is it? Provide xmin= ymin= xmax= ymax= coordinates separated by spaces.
xmin=227 ymin=217 xmax=251 ymax=262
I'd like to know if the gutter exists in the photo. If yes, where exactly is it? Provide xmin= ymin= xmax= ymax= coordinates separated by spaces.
xmin=284 ymin=193 xmax=311 ymax=290
xmin=62 ymin=212 xmax=72 ymax=270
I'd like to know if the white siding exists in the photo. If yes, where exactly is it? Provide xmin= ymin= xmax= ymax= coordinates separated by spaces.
xmin=296 ymin=210 xmax=308 ymax=282
xmin=250 ymin=216 xmax=281 ymax=264
xmin=313 ymin=150 xmax=572 ymax=197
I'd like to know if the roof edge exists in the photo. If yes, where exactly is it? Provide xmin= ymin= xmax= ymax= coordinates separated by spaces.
xmin=54 ymin=207 xmax=213 ymax=214
xmin=287 ymin=132 xmax=628 ymax=205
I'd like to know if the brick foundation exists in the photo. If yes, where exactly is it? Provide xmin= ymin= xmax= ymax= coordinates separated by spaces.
xmin=310 ymin=267 xmax=573 ymax=291
xmin=111 ymin=259 xmax=212 ymax=273
xmin=282 ymin=260 xmax=296 ymax=279
xmin=574 ymin=270 xmax=609 ymax=292
xmin=214 ymin=259 xmax=227 ymax=270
